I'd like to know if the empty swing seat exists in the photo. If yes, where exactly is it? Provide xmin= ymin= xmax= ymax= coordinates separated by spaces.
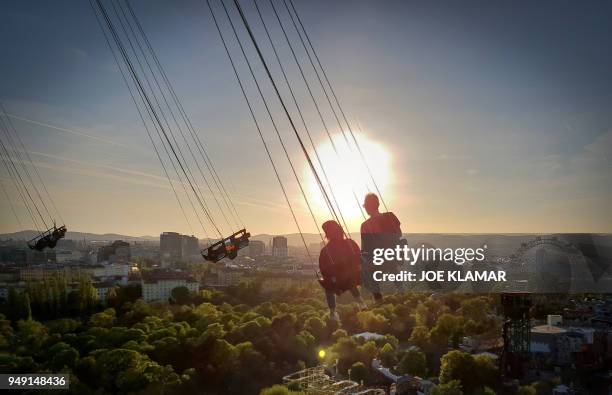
xmin=202 ymin=229 xmax=251 ymax=262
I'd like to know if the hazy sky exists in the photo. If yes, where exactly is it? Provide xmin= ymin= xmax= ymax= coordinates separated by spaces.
xmin=1 ymin=0 xmax=611 ymax=237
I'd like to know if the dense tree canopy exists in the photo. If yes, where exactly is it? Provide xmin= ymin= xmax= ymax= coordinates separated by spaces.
xmin=0 ymin=281 xmax=502 ymax=395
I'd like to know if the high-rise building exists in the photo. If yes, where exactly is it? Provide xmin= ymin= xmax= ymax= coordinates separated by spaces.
xmin=160 ymin=232 xmax=182 ymax=263
xmin=97 ymin=240 xmax=131 ymax=263
xmin=248 ymin=240 xmax=265 ymax=256
xmin=272 ymin=236 xmax=288 ymax=257
xmin=181 ymin=235 xmax=200 ymax=258
xmin=161 ymin=232 xmax=201 ymax=265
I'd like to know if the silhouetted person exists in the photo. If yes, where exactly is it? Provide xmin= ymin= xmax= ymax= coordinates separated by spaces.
xmin=318 ymin=220 xmax=365 ymax=321
xmin=360 ymin=193 xmax=403 ymax=302
xmin=29 ymin=224 xmax=67 ymax=251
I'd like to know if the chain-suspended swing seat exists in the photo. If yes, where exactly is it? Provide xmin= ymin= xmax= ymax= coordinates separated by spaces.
xmin=202 ymin=228 xmax=251 ymax=262
xmin=28 ymin=224 xmax=67 ymax=251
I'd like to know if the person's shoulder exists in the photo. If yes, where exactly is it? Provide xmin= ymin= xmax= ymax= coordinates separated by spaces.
xmin=383 ymin=212 xmax=400 ymax=225
xmin=346 ymin=238 xmax=360 ymax=249
xmin=360 ymin=217 xmax=373 ymax=230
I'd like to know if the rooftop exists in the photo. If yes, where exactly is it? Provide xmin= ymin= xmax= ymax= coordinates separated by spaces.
xmin=531 ymin=325 xmax=567 ymax=334
xmin=353 ymin=332 xmax=385 ymax=341
xmin=142 ymin=270 xmax=197 ymax=284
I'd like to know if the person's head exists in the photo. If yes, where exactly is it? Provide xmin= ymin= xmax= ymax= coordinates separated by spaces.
xmin=322 ymin=220 xmax=344 ymax=241
xmin=363 ymin=193 xmax=380 ymax=216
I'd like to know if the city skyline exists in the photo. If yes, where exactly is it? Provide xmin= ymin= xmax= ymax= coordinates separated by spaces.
xmin=1 ymin=0 xmax=611 ymax=237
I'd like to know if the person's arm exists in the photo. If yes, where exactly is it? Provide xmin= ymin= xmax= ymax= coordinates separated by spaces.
xmin=360 ymin=222 xmax=367 ymax=254
xmin=348 ymin=240 xmax=362 ymax=268
xmin=318 ymin=248 xmax=333 ymax=279
xmin=387 ymin=212 xmax=402 ymax=236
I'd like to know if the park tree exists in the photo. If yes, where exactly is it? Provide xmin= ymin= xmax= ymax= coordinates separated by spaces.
xmin=105 ymin=286 xmax=118 ymax=307
xmin=331 ymin=328 xmax=348 ymax=341
xmin=439 ymin=350 xmax=481 ymax=393
xmin=260 ymin=384 xmax=305 ymax=395
xmin=356 ymin=310 xmax=388 ymax=333
xmin=89 ymin=308 xmax=116 ymax=328
xmin=376 ymin=335 xmax=399 ymax=353
xmin=78 ymin=278 xmax=98 ymax=313
xmin=196 ymin=322 xmax=226 ymax=346
xmin=389 ymin=304 xmax=416 ymax=339
xmin=49 ymin=342 xmax=79 ymax=370
xmin=15 ymin=319 xmax=48 ymax=353
xmin=396 ymin=349 xmax=427 ymax=377
xmin=7 ymin=288 xmax=30 ymax=321
xmin=0 ymin=268 xmax=510 ymax=394
xmin=430 ymin=313 xmax=464 ymax=348
xmin=119 ymin=284 xmax=142 ymax=305
xmin=23 ymin=292 xmax=32 ymax=320
xmin=517 ymin=385 xmax=537 ymax=395
xmin=0 ymin=313 xmax=14 ymax=350
xmin=409 ymin=325 xmax=430 ymax=349
xmin=209 ymin=339 xmax=239 ymax=375
xmin=474 ymin=354 xmax=499 ymax=389
xmin=336 ymin=305 xmax=360 ymax=333
xmin=431 ymin=380 xmax=463 ymax=395
xmin=193 ymin=303 xmax=222 ymax=329
xmin=331 ymin=336 xmax=359 ymax=373
xmin=270 ymin=313 xmax=298 ymax=339
xmin=414 ymin=298 xmax=448 ymax=327
xmin=379 ymin=343 xmax=397 ymax=368
xmin=531 ymin=380 xmax=554 ymax=395
xmin=255 ymin=302 xmax=278 ymax=318
xmin=357 ymin=341 xmax=378 ymax=368
xmin=304 ymin=317 xmax=326 ymax=341
xmin=235 ymin=320 xmax=264 ymax=341
xmin=46 ymin=318 xmax=81 ymax=334
xmin=460 ymin=297 xmax=489 ymax=323
xmin=292 ymin=330 xmax=316 ymax=362
xmin=349 ymin=361 xmax=368 ymax=384
xmin=86 ymin=347 xmax=182 ymax=393
xmin=171 ymin=286 xmax=192 ymax=305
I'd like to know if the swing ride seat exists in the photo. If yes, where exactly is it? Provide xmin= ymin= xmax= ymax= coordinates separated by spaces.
xmin=27 ymin=225 xmax=67 ymax=251
xmin=202 ymin=229 xmax=251 ymax=262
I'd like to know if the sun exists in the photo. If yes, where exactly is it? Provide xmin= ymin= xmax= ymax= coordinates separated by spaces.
xmin=304 ymin=131 xmax=392 ymax=231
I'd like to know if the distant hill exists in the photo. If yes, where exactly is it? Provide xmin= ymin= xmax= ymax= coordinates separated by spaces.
xmin=0 ymin=230 xmax=325 ymax=245
xmin=3 ymin=230 xmax=608 ymax=257
xmin=0 ymin=230 xmax=158 ymax=242
xmin=249 ymin=233 xmax=323 ymax=247
xmin=246 ymin=233 xmax=547 ymax=257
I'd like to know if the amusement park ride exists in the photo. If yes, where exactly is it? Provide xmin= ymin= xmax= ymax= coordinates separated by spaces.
xmin=201 ymin=229 xmax=251 ymax=262
xmin=0 ymin=101 xmax=68 ymax=253
xmin=84 ymin=0 xmax=391 ymax=269
xmin=282 ymin=366 xmax=387 ymax=395
xmin=27 ymin=224 xmax=67 ymax=252
xmin=500 ymin=292 xmax=532 ymax=380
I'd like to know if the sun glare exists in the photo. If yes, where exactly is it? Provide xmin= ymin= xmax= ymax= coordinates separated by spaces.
xmin=304 ymin=132 xmax=392 ymax=230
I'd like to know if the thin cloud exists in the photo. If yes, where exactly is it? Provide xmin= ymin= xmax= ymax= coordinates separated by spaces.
xmin=25 ymin=149 xmax=274 ymax=211
xmin=7 ymin=113 xmax=133 ymax=148
xmin=28 ymin=150 xmax=168 ymax=184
